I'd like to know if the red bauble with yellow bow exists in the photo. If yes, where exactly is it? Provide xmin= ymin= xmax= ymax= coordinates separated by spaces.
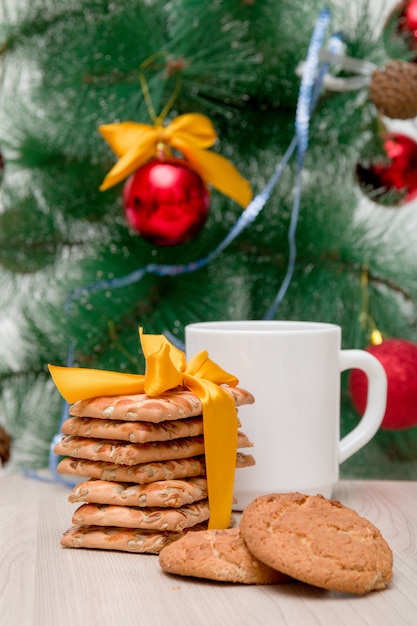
xmin=99 ymin=113 xmax=252 ymax=246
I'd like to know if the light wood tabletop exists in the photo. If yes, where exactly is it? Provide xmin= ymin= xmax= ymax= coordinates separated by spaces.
xmin=1 ymin=472 xmax=416 ymax=626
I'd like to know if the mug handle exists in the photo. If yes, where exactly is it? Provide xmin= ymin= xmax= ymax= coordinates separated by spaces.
xmin=338 ymin=349 xmax=387 ymax=463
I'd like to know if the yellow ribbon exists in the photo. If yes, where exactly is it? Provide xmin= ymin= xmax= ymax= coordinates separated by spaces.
xmin=49 ymin=328 xmax=239 ymax=529
xmin=98 ymin=113 xmax=252 ymax=209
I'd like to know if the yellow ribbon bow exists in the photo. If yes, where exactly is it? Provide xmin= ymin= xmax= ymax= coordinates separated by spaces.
xmin=49 ymin=328 xmax=239 ymax=529
xmin=98 ymin=113 xmax=252 ymax=208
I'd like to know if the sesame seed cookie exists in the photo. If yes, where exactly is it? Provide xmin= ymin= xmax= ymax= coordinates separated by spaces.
xmin=72 ymin=500 xmax=210 ymax=531
xmin=69 ymin=386 xmax=254 ymax=422
xmin=61 ymin=524 xmax=208 ymax=554
xmin=68 ymin=477 xmax=208 ymax=508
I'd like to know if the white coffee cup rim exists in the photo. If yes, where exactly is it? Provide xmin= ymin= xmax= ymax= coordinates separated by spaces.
xmin=186 ymin=320 xmax=338 ymax=333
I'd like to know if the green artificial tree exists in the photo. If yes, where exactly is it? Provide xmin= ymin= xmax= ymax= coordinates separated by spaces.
xmin=1 ymin=0 xmax=417 ymax=478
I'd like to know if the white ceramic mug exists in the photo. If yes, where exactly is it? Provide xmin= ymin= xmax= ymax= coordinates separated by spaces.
xmin=185 ymin=321 xmax=387 ymax=510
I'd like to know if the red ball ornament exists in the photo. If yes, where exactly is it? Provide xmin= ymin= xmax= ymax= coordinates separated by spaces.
xmin=397 ymin=0 xmax=417 ymax=52
xmin=349 ymin=338 xmax=417 ymax=430
xmin=356 ymin=133 xmax=417 ymax=205
xmin=123 ymin=159 xmax=210 ymax=246
xmin=385 ymin=1 xmax=417 ymax=55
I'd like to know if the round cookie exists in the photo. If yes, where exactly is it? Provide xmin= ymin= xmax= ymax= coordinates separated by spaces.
xmin=159 ymin=527 xmax=291 ymax=584
xmin=240 ymin=492 xmax=393 ymax=594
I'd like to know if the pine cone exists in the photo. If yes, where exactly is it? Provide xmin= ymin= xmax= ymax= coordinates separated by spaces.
xmin=369 ymin=59 xmax=417 ymax=120
xmin=0 ymin=425 xmax=11 ymax=465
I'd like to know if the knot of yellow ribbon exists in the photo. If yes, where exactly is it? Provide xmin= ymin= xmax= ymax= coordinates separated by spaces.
xmin=98 ymin=113 xmax=252 ymax=209
xmin=49 ymin=328 xmax=239 ymax=529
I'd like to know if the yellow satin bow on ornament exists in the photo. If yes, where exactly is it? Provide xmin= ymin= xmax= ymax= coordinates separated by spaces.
xmin=98 ymin=113 xmax=252 ymax=208
xmin=49 ymin=328 xmax=239 ymax=529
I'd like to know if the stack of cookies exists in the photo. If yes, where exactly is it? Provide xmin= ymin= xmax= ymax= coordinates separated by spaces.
xmin=54 ymin=386 xmax=255 ymax=554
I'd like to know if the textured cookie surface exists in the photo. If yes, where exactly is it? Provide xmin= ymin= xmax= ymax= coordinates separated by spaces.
xmin=54 ymin=434 xmax=206 ymax=465
xmin=57 ymin=452 xmax=254 ymax=484
xmin=61 ymin=415 xmax=205 ymax=443
xmin=57 ymin=456 xmax=207 ymax=484
xmin=72 ymin=500 xmax=210 ymax=531
xmin=68 ymin=477 xmax=208 ymax=508
xmin=54 ymin=432 xmax=251 ymax=466
xmin=159 ymin=527 xmax=290 ymax=584
xmin=240 ymin=493 xmax=393 ymax=594
xmin=69 ymin=386 xmax=254 ymax=422
xmin=61 ymin=524 xmax=207 ymax=553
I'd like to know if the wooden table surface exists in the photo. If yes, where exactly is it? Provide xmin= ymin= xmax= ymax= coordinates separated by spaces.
xmin=1 ymin=472 xmax=416 ymax=626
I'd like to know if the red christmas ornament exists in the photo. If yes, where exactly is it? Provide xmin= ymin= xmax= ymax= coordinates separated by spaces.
xmin=349 ymin=338 xmax=417 ymax=430
xmin=123 ymin=159 xmax=210 ymax=246
xmin=356 ymin=133 xmax=417 ymax=205
xmin=396 ymin=0 xmax=417 ymax=52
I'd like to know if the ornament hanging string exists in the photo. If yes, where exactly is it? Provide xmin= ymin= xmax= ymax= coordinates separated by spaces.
xmin=359 ymin=264 xmax=384 ymax=346
xmin=138 ymin=51 xmax=182 ymax=125
xmin=24 ymin=9 xmax=333 ymax=486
